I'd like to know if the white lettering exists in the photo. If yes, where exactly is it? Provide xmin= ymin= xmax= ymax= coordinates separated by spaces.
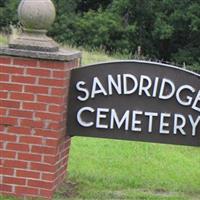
xmin=76 ymin=81 xmax=89 ymax=101
xmin=145 ymin=112 xmax=158 ymax=133
xmin=77 ymin=107 xmax=94 ymax=127
xmin=110 ymin=109 xmax=130 ymax=130
xmin=91 ymin=77 xmax=107 ymax=98
xmin=152 ymin=77 xmax=160 ymax=97
xmin=96 ymin=108 xmax=109 ymax=129
xmin=139 ymin=75 xmax=152 ymax=97
xmin=132 ymin=111 xmax=143 ymax=131
xmin=176 ymin=85 xmax=195 ymax=106
xmin=159 ymin=79 xmax=175 ymax=100
xmin=192 ymin=90 xmax=200 ymax=112
xmin=188 ymin=115 xmax=200 ymax=136
xmin=123 ymin=74 xmax=138 ymax=94
xmin=108 ymin=74 xmax=122 ymax=95
xmin=173 ymin=114 xmax=186 ymax=135
xmin=160 ymin=113 xmax=171 ymax=134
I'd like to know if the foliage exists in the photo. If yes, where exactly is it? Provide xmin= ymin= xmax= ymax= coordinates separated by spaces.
xmin=51 ymin=0 xmax=200 ymax=70
xmin=0 ymin=0 xmax=20 ymax=33
xmin=71 ymin=10 xmax=137 ymax=54
xmin=0 ymin=0 xmax=200 ymax=71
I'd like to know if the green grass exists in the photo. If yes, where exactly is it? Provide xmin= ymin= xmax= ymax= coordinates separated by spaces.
xmin=53 ymin=138 xmax=200 ymax=200
xmin=81 ymin=50 xmax=115 ymax=66
xmin=0 ymin=34 xmax=8 ymax=45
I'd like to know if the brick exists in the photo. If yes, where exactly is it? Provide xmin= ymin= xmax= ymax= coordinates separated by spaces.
xmin=53 ymin=70 xmax=70 ymax=79
xmin=16 ymin=170 xmax=40 ymax=179
xmin=7 ymin=143 xmax=29 ymax=152
xmin=35 ymin=112 xmax=63 ymax=121
xmin=0 ymin=125 xmax=5 ymax=131
xmin=0 ymin=73 xmax=9 ymax=81
xmin=28 ymin=180 xmax=53 ymax=190
xmin=20 ymin=119 xmax=43 ymax=129
xmin=23 ymin=102 xmax=47 ymax=111
xmin=0 ymin=65 xmax=24 ymax=74
xmin=0 ymin=57 xmax=11 ymax=65
xmin=25 ymin=85 xmax=49 ymax=94
xmin=12 ymin=76 xmax=36 ymax=84
xmin=15 ymin=186 xmax=39 ymax=196
xmin=47 ymin=122 xmax=63 ymax=130
xmin=0 ymin=91 xmax=8 ymax=99
xmin=65 ymin=60 xmax=77 ymax=68
xmin=4 ymin=160 xmax=27 ymax=168
xmin=0 ymin=100 xmax=20 ymax=108
xmin=27 ymin=68 xmax=51 ymax=77
xmin=13 ymin=58 xmax=37 ymax=67
xmin=42 ymin=173 xmax=56 ymax=181
xmin=40 ymin=60 xmax=65 ymax=69
xmin=18 ymin=152 xmax=42 ymax=162
xmin=31 ymin=163 xmax=56 ymax=172
xmin=0 ymin=184 xmax=13 ymax=192
xmin=35 ymin=129 xmax=59 ymax=138
xmin=37 ymin=95 xmax=65 ymax=104
xmin=39 ymin=78 xmax=66 ymax=87
xmin=19 ymin=136 xmax=42 ymax=145
xmin=9 ymin=110 xmax=33 ymax=118
xmin=0 ymin=167 xmax=14 ymax=175
xmin=31 ymin=146 xmax=57 ymax=155
xmin=64 ymin=138 xmax=71 ymax=147
xmin=10 ymin=93 xmax=34 ymax=101
xmin=51 ymin=88 xmax=66 ymax=96
xmin=3 ymin=177 xmax=26 ymax=185
xmin=0 ymin=141 xmax=3 ymax=148
xmin=0 ymin=134 xmax=17 ymax=142
xmin=45 ymin=139 xmax=58 ymax=147
xmin=0 ymin=108 xmax=7 ymax=115
xmin=61 ymin=149 xmax=70 ymax=159
xmin=0 ymin=150 xmax=16 ymax=158
xmin=43 ymin=155 xmax=58 ymax=165
xmin=8 ymin=127 xmax=31 ymax=135
xmin=0 ymin=83 xmax=22 ymax=92
xmin=0 ymin=117 xmax=18 ymax=126
xmin=48 ymin=105 xmax=65 ymax=113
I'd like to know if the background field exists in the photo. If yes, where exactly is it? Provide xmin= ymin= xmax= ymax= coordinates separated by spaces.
xmin=0 ymin=35 xmax=200 ymax=200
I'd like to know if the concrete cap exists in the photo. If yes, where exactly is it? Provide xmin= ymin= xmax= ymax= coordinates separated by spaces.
xmin=9 ymin=0 xmax=59 ymax=52
xmin=18 ymin=0 xmax=56 ymax=31
xmin=0 ymin=45 xmax=81 ymax=61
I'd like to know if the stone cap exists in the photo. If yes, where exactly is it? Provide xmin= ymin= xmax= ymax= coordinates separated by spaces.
xmin=0 ymin=45 xmax=81 ymax=61
xmin=9 ymin=0 xmax=60 ymax=52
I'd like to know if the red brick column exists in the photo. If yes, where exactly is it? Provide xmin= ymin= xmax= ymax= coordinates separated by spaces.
xmin=0 ymin=55 xmax=80 ymax=199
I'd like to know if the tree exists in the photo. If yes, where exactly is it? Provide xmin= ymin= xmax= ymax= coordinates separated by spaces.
xmin=0 ymin=0 xmax=199 ymax=71
xmin=0 ymin=0 xmax=20 ymax=32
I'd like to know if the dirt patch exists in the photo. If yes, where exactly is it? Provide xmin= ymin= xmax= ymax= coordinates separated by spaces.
xmin=154 ymin=188 xmax=169 ymax=194
xmin=55 ymin=179 xmax=79 ymax=199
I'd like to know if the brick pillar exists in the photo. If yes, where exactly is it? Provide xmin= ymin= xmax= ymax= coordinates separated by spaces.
xmin=0 ymin=52 xmax=80 ymax=199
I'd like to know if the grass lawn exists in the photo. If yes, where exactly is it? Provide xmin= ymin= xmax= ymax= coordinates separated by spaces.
xmin=0 ymin=34 xmax=200 ymax=200
xmin=55 ymin=138 xmax=199 ymax=200
xmin=0 ymin=34 xmax=8 ymax=45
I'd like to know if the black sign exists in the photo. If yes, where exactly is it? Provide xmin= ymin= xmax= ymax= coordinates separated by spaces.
xmin=67 ymin=61 xmax=200 ymax=147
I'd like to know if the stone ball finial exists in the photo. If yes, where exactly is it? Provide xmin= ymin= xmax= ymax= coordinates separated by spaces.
xmin=9 ymin=0 xmax=59 ymax=52
xmin=18 ymin=0 xmax=56 ymax=31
